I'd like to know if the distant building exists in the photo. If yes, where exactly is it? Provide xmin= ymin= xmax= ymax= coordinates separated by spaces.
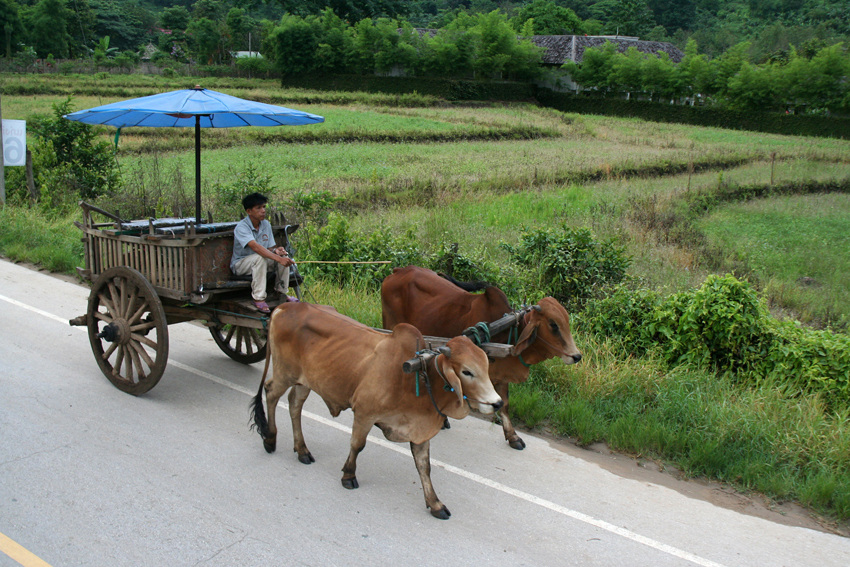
xmin=532 ymin=35 xmax=684 ymax=66
xmin=232 ymin=51 xmax=263 ymax=59
xmin=531 ymin=35 xmax=685 ymax=92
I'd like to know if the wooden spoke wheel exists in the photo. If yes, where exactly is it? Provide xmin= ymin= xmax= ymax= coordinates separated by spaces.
xmin=210 ymin=323 xmax=267 ymax=364
xmin=87 ymin=267 xmax=169 ymax=395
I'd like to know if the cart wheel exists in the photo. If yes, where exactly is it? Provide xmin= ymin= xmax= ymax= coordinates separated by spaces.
xmin=210 ymin=323 xmax=267 ymax=364
xmin=87 ymin=267 xmax=169 ymax=395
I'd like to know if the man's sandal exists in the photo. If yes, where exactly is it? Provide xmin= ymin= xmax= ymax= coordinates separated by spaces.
xmin=253 ymin=300 xmax=271 ymax=313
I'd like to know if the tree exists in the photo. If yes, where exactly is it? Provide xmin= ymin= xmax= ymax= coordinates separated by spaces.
xmin=226 ymin=7 xmax=254 ymax=52
xmin=314 ymin=8 xmax=355 ymax=73
xmin=725 ymin=61 xmax=782 ymax=111
xmin=188 ymin=17 xmax=222 ymax=64
xmin=510 ymin=0 xmax=584 ymax=35
xmin=641 ymin=50 xmax=679 ymax=100
xmin=710 ymin=41 xmax=751 ymax=98
xmin=271 ymin=0 xmax=410 ymax=20
xmin=0 ymin=0 xmax=24 ymax=58
xmin=784 ymin=43 xmax=850 ymax=113
xmin=563 ymin=41 xmax=619 ymax=92
xmin=678 ymin=38 xmax=713 ymax=97
xmin=270 ymin=14 xmax=320 ymax=76
xmin=66 ymin=0 xmax=95 ymax=58
xmin=591 ymin=0 xmax=656 ymax=38
xmin=646 ymin=0 xmax=694 ymax=35
xmin=192 ymin=0 xmax=227 ymax=21
xmin=90 ymin=0 xmax=148 ymax=53
xmin=22 ymin=0 xmax=72 ymax=58
xmin=610 ymin=46 xmax=644 ymax=93
xmin=159 ymin=5 xmax=190 ymax=31
xmin=92 ymin=35 xmax=118 ymax=64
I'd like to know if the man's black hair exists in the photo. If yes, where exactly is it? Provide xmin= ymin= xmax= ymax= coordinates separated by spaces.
xmin=242 ymin=192 xmax=268 ymax=210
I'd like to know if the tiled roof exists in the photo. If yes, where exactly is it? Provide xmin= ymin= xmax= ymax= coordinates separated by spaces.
xmin=531 ymin=35 xmax=685 ymax=65
xmin=404 ymin=29 xmax=685 ymax=65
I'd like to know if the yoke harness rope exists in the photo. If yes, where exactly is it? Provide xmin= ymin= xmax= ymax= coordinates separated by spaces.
xmin=414 ymin=350 xmax=456 ymax=419
xmin=463 ymin=307 xmax=537 ymax=367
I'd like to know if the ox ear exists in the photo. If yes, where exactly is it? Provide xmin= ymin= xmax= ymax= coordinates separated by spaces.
xmin=512 ymin=319 xmax=540 ymax=356
xmin=438 ymin=356 xmax=465 ymax=405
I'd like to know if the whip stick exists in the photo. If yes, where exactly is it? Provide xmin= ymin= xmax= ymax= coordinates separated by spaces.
xmin=292 ymin=260 xmax=391 ymax=264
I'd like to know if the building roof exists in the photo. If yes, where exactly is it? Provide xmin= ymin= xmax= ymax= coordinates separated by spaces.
xmin=406 ymin=29 xmax=684 ymax=65
xmin=532 ymin=35 xmax=685 ymax=65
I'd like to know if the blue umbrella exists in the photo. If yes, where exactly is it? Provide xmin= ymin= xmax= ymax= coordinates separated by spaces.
xmin=64 ymin=85 xmax=324 ymax=222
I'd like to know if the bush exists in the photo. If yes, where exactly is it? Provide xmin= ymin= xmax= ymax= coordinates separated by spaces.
xmin=299 ymin=212 xmax=423 ymax=288
xmin=11 ymin=98 xmax=120 ymax=211
xmin=582 ymin=274 xmax=850 ymax=408
xmin=502 ymin=225 xmax=631 ymax=310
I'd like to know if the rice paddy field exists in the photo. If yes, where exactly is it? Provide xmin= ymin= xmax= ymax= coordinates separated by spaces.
xmin=2 ymin=73 xmax=850 ymax=527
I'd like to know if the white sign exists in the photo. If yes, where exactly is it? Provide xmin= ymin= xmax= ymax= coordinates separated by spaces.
xmin=2 ymin=119 xmax=26 ymax=166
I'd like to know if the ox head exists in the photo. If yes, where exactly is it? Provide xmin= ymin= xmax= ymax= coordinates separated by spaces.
xmin=513 ymin=297 xmax=582 ymax=365
xmin=438 ymin=336 xmax=502 ymax=415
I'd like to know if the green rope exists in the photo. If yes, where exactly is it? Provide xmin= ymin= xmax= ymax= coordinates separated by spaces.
xmin=508 ymin=325 xmax=532 ymax=368
xmin=463 ymin=321 xmax=491 ymax=345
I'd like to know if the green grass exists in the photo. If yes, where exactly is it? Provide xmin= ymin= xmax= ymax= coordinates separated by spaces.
xmin=700 ymin=193 xmax=850 ymax=329
xmin=0 ymin=206 xmax=83 ymax=273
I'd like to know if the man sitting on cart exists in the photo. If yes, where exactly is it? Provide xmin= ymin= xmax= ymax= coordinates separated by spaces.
xmin=231 ymin=192 xmax=296 ymax=313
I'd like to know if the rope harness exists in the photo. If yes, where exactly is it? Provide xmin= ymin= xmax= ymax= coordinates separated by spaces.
xmin=413 ymin=351 xmax=458 ymax=419
xmin=463 ymin=306 xmax=538 ymax=367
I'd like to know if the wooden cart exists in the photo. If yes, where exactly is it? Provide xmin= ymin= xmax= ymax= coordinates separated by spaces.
xmin=69 ymin=202 xmax=302 ymax=395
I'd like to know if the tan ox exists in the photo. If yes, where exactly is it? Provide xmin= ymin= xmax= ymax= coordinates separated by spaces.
xmin=382 ymin=266 xmax=582 ymax=450
xmin=249 ymin=302 xmax=503 ymax=519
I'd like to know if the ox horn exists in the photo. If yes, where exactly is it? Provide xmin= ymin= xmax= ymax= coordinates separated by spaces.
xmin=532 ymin=305 xmax=542 ymax=312
xmin=437 ymin=346 xmax=451 ymax=358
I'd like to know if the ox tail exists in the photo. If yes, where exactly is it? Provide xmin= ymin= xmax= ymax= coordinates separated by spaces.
xmin=438 ymin=272 xmax=489 ymax=293
xmin=248 ymin=345 xmax=272 ymax=440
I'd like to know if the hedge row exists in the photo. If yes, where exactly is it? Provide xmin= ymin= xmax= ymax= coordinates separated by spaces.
xmin=281 ymin=74 xmax=537 ymax=101
xmin=535 ymin=89 xmax=850 ymax=140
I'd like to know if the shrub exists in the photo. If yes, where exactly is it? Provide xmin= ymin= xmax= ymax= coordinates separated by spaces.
xmin=502 ymin=225 xmax=631 ymax=310
xmin=583 ymin=274 xmax=850 ymax=408
xmin=299 ymin=212 xmax=422 ymax=288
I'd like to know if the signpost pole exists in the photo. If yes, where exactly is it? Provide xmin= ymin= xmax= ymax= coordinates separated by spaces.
xmin=0 ymin=89 xmax=6 ymax=205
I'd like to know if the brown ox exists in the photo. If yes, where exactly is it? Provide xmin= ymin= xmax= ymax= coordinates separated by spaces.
xmin=249 ymin=301 xmax=502 ymax=519
xmin=381 ymin=266 xmax=582 ymax=450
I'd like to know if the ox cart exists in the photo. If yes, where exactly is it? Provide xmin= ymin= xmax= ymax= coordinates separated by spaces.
xmin=69 ymin=201 xmax=303 ymax=395
xmin=68 ymin=203 xmax=532 ymax=397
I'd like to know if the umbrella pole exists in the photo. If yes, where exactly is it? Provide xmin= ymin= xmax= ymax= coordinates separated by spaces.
xmin=195 ymin=115 xmax=202 ymax=223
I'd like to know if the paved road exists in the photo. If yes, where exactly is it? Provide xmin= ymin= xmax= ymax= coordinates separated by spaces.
xmin=1 ymin=258 xmax=848 ymax=567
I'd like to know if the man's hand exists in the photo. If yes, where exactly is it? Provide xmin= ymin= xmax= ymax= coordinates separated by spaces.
xmin=273 ymin=246 xmax=294 ymax=266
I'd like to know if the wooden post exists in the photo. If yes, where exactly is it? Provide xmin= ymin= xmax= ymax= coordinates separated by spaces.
xmin=25 ymin=149 xmax=37 ymax=201
xmin=687 ymin=159 xmax=694 ymax=192
xmin=770 ymin=152 xmax=776 ymax=186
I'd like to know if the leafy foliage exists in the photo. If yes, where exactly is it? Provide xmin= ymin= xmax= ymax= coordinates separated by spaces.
xmin=502 ymin=225 xmax=631 ymax=309
xmin=9 ymin=98 xmax=121 ymax=210
xmin=582 ymin=275 xmax=850 ymax=407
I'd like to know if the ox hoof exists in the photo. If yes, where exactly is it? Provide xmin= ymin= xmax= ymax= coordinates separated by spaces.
xmin=263 ymin=438 xmax=277 ymax=453
xmin=430 ymin=506 xmax=451 ymax=520
xmin=342 ymin=477 xmax=359 ymax=490
xmin=508 ymin=437 xmax=526 ymax=450
xmin=442 ymin=418 xmax=451 ymax=430
xmin=298 ymin=452 xmax=315 ymax=465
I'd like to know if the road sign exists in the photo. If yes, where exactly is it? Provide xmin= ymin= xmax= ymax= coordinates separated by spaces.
xmin=2 ymin=119 xmax=26 ymax=166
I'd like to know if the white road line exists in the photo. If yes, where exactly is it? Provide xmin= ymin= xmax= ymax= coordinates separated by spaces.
xmin=3 ymin=293 xmax=728 ymax=567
